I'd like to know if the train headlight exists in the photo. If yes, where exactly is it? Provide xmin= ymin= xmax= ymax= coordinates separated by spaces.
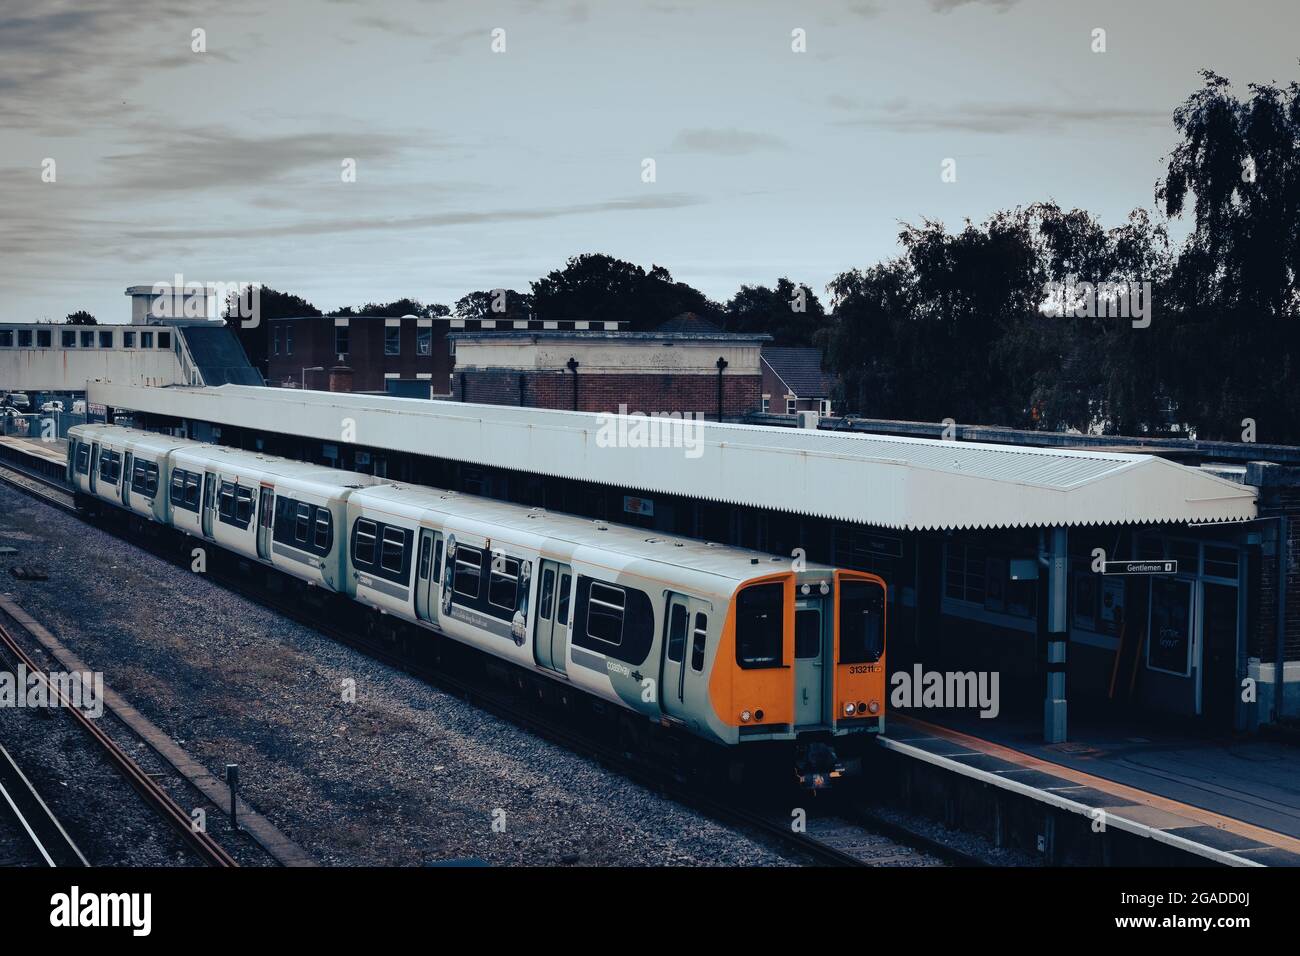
xmin=819 ymin=581 xmax=829 ymax=595
xmin=867 ymin=700 xmax=880 ymax=715
xmin=740 ymin=710 xmax=752 ymax=722
xmin=843 ymin=702 xmax=856 ymax=716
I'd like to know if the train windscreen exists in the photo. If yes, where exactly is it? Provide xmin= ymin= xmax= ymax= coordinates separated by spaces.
xmin=736 ymin=582 xmax=784 ymax=669
xmin=839 ymin=580 xmax=884 ymax=664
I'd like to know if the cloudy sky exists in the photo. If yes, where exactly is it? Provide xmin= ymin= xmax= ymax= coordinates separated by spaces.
xmin=3 ymin=0 xmax=1298 ymax=323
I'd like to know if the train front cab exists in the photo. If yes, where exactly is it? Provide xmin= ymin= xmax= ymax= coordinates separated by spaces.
xmin=715 ymin=569 xmax=887 ymax=788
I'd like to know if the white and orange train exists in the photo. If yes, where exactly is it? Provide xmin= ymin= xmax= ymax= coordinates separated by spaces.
xmin=67 ymin=423 xmax=887 ymax=781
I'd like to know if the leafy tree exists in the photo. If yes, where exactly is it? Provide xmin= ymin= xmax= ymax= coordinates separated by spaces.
xmin=336 ymin=298 xmax=451 ymax=318
xmin=724 ymin=278 xmax=828 ymax=346
xmin=531 ymin=254 xmax=719 ymax=330
xmin=65 ymin=310 xmax=97 ymax=325
xmin=453 ymin=289 xmax=533 ymax=321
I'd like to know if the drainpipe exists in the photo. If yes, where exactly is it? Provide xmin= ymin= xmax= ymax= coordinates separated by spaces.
xmin=715 ymin=356 xmax=728 ymax=422
xmin=566 ymin=357 xmax=579 ymax=411
xmin=1276 ymin=516 xmax=1289 ymax=723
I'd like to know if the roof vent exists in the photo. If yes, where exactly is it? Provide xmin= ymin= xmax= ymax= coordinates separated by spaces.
xmin=594 ymin=521 xmax=608 ymax=530
xmin=644 ymin=537 xmax=663 ymax=543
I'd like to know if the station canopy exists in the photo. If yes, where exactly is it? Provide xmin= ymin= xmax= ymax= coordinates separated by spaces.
xmin=87 ymin=384 xmax=1259 ymax=531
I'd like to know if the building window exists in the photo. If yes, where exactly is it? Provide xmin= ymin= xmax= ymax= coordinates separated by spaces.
xmin=944 ymin=542 xmax=987 ymax=604
xmin=62 ymin=330 xmax=76 ymax=347
xmin=385 ymin=326 xmax=400 ymax=356
xmin=820 ymin=399 xmax=832 ymax=416
xmin=36 ymin=329 xmax=51 ymax=347
xmin=80 ymin=330 xmax=95 ymax=348
xmin=158 ymin=331 xmax=170 ymax=349
xmin=141 ymin=331 xmax=154 ymax=348
xmin=335 ymin=326 xmax=348 ymax=356
xmin=761 ymin=394 xmax=770 ymax=413
xmin=123 ymin=331 xmax=135 ymax=348
xmin=273 ymin=326 xmax=281 ymax=355
xmin=99 ymin=330 xmax=114 ymax=348
xmin=17 ymin=329 xmax=32 ymax=348
xmin=417 ymin=327 xmax=432 ymax=355
xmin=0 ymin=331 xmax=10 ymax=347
xmin=786 ymin=396 xmax=796 ymax=415
xmin=284 ymin=326 xmax=293 ymax=356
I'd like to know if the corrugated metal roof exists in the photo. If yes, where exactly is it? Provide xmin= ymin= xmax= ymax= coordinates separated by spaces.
xmin=86 ymin=384 xmax=1259 ymax=531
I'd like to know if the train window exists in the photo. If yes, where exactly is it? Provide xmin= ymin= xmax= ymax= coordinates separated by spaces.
xmin=666 ymin=603 xmax=688 ymax=663
xmin=796 ymin=609 xmax=821 ymax=659
xmin=353 ymin=519 xmax=377 ymax=566
xmin=736 ymin=583 xmax=784 ymax=669
xmin=75 ymin=445 xmax=90 ymax=475
xmin=839 ymin=580 xmax=884 ymax=664
xmin=691 ymin=613 xmax=708 ymax=671
xmin=131 ymin=461 xmax=158 ymax=498
xmin=432 ymin=538 xmax=443 ymax=584
xmin=418 ymin=536 xmax=432 ymax=580
xmin=314 ymin=509 xmax=331 ymax=552
xmin=99 ymin=450 xmax=120 ymax=484
xmin=539 ymin=569 xmax=555 ymax=619
xmin=380 ymin=527 xmax=407 ymax=575
xmin=218 ymin=482 xmax=235 ymax=519
xmin=488 ymin=556 xmax=519 ymax=611
xmin=453 ymin=546 xmax=482 ymax=599
xmin=557 ymin=573 xmax=571 ymax=624
xmin=295 ymin=502 xmax=311 ymax=543
xmin=235 ymin=487 xmax=254 ymax=527
xmin=184 ymin=473 xmax=201 ymax=508
xmin=586 ymin=582 xmax=625 ymax=646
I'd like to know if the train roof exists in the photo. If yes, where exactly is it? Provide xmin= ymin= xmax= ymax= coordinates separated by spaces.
xmin=353 ymin=482 xmax=823 ymax=583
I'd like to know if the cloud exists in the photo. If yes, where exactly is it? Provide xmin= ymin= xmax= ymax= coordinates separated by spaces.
xmin=100 ymin=125 xmax=424 ymax=192
xmin=928 ymin=0 xmax=1020 ymax=11
xmin=829 ymin=96 xmax=1169 ymax=134
xmin=671 ymin=128 xmax=787 ymax=155
xmin=119 ymin=193 xmax=707 ymax=241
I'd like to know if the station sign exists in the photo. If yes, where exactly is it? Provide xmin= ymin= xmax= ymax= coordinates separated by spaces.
xmin=1102 ymin=560 xmax=1177 ymax=575
xmin=623 ymin=495 xmax=654 ymax=517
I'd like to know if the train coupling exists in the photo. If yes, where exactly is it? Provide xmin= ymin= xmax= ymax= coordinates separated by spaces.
xmin=795 ymin=741 xmax=845 ymax=791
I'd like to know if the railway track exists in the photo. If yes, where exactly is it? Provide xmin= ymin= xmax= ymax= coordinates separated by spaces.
xmin=0 ymin=608 xmax=238 ymax=868
xmin=0 ymin=457 xmax=983 ymax=867
xmin=0 ymin=738 xmax=87 ymax=867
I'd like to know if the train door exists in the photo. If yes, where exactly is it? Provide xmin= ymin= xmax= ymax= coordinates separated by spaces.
xmin=415 ymin=529 xmax=434 ymax=623
xmin=660 ymin=594 xmax=691 ymax=720
xmin=256 ymin=486 xmax=274 ymax=561
xmin=794 ymin=595 xmax=830 ymax=727
xmin=89 ymin=442 xmax=99 ymax=493
xmin=201 ymin=472 xmax=217 ymax=538
xmin=534 ymin=559 xmax=571 ymax=673
xmin=120 ymin=451 xmax=133 ymax=506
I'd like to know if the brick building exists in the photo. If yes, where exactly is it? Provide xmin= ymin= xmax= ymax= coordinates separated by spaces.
xmin=450 ymin=316 xmax=770 ymax=419
xmin=263 ymin=315 xmax=626 ymax=396
xmin=760 ymin=346 xmax=839 ymax=416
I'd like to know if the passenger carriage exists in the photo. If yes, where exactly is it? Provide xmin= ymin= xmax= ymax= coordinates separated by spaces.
xmin=64 ymin=424 xmax=888 ymax=776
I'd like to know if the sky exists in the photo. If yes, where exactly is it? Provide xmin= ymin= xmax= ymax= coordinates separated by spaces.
xmin=3 ymin=0 xmax=1299 ymax=323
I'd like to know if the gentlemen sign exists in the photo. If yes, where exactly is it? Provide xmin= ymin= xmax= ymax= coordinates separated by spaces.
xmin=1102 ymin=560 xmax=1177 ymax=575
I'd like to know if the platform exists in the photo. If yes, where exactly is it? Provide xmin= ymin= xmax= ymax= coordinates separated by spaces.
xmin=883 ymin=712 xmax=1300 ymax=866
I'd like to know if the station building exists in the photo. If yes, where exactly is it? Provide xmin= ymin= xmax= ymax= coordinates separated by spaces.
xmin=83 ymin=382 xmax=1299 ymax=741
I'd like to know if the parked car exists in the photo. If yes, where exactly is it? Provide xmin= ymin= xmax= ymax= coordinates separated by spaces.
xmin=3 ymin=392 xmax=31 ymax=411
xmin=40 ymin=400 xmax=64 ymax=413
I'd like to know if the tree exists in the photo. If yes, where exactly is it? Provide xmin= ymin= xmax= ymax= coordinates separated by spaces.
xmin=336 ymin=298 xmax=451 ymax=318
xmin=531 ymin=253 xmax=719 ymax=330
xmin=453 ymin=290 xmax=533 ymax=321
xmin=724 ymin=278 xmax=829 ymax=346
xmin=65 ymin=310 xmax=97 ymax=325
xmin=1156 ymin=70 xmax=1300 ymax=442
xmin=224 ymin=287 xmax=321 ymax=322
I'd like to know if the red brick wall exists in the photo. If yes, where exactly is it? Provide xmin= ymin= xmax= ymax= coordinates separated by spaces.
xmin=457 ymin=369 xmax=762 ymax=418
xmin=1249 ymin=463 xmax=1300 ymax=664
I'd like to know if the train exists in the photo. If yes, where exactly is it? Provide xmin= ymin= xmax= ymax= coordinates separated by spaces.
xmin=66 ymin=423 xmax=887 ymax=786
